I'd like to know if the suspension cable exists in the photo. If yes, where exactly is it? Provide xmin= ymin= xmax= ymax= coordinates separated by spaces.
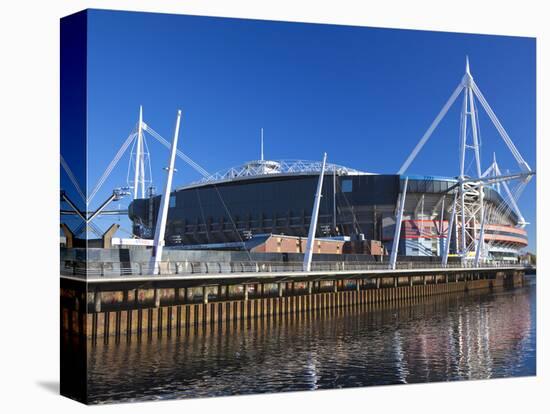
xmin=60 ymin=154 xmax=87 ymax=204
xmin=142 ymin=123 xmax=210 ymax=178
xmin=142 ymin=133 xmax=154 ymax=187
xmin=126 ymin=133 xmax=138 ymax=188
xmin=212 ymin=184 xmax=254 ymax=262
xmin=88 ymin=130 xmax=137 ymax=204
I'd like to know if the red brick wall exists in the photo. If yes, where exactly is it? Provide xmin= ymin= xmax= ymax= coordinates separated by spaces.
xmin=252 ymin=235 xmax=344 ymax=254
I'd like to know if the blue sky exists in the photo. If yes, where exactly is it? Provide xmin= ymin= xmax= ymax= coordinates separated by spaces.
xmin=82 ymin=9 xmax=536 ymax=251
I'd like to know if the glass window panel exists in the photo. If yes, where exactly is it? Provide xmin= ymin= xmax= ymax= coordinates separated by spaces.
xmin=342 ymin=179 xmax=353 ymax=193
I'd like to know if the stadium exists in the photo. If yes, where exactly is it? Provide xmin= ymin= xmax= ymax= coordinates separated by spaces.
xmin=124 ymin=61 xmax=532 ymax=264
xmin=128 ymin=155 xmax=528 ymax=262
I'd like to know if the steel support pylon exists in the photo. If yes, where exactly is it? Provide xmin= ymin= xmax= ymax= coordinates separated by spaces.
xmin=398 ymin=57 xmax=533 ymax=264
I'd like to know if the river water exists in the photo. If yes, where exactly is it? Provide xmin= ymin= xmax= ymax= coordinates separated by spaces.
xmin=84 ymin=276 xmax=536 ymax=404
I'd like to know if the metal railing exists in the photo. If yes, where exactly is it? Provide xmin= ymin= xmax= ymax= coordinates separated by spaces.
xmin=61 ymin=259 xmax=531 ymax=277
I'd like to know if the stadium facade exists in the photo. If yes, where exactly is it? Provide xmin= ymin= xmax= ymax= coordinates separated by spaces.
xmin=128 ymin=158 xmax=527 ymax=262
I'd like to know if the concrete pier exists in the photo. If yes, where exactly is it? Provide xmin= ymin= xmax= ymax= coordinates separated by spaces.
xmin=60 ymin=268 xmax=526 ymax=341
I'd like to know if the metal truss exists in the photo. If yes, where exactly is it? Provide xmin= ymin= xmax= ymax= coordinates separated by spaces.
xmin=456 ymin=181 xmax=483 ymax=257
xmin=127 ymin=106 xmax=153 ymax=200
xmin=185 ymin=159 xmax=367 ymax=188
xmin=60 ymin=106 xmax=211 ymax=238
xmin=398 ymin=57 xmax=534 ymax=262
xmin=60 ymin=189 xmax=129 ymax=237
xmin=398 ymin=58 xmax=532 ymax=177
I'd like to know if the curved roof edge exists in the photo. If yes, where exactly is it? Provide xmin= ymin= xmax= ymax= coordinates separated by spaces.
xmin=176 ymin=159 xmax=372 ymax=191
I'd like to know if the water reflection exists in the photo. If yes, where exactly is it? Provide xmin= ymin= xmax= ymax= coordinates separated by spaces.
xmin=82 ymin=278 xmax=536 ymax=403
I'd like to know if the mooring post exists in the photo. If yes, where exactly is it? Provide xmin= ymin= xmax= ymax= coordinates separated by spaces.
xmin=333 ymin=280 xmax=338 ymax=293
xmin=154 ymin=288 xmax=160 ymax=308
xmin=308 ymin=282 xmax=313 ymax=294
xmin=94 ymin=289 xmax=101 ymax=313
xmin=202 ymin=286 xmax=208 ymax=304
xmin=376 ymin=278 xmax=381 ymax=289
xmin=356 ymin=280 xmax=360 ymax=292
xmin=423 ymin=276 xmax=427 ymax=285
xmin=278 ymin=283 xmax=283 ymax=297
xmin=409 ymin=276 xmax=413 ymax=287
xmin=243 ymin=285 xmax=249 ymax=301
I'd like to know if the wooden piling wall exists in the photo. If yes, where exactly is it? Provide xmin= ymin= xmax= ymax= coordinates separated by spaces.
xmin=60 ymin=271 xmax=525 ymax=340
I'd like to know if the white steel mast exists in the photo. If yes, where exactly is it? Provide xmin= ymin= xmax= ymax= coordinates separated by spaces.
xmin=303 ymin=153 xmax=327 ymax=272
xmin=442 ymin=192 xmax=457 ymax=267
xmin=260 ymin=128 xmax=264 ymax=161
xmin=389 ymin=177 xmax=408 ymax=270
xmin=333 ymin=166 xmax=337 ymax=231
xmin=474 ymin=209 xmax=486 ymax=266
xmin=133 ymin=105 xmax=145 ymax=199
xmin=150 ymin=110 xmax=182 ymax=274
xmin=458 ymin=58 xmax=484 ymax=262
xmin=398 ymin=57 xmax=533 ymax=262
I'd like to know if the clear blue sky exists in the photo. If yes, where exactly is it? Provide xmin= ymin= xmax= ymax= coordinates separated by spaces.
xmin=83 ymin=9 xmax=536 ymax=251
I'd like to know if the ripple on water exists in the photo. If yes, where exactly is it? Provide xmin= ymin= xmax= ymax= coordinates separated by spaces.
xmin=81 ymin=282 xmax=536 ymax=404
